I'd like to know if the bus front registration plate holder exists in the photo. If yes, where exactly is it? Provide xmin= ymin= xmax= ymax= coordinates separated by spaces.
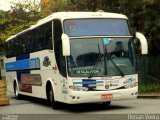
xmin=101 ymin=94 xmax=113 ymax=99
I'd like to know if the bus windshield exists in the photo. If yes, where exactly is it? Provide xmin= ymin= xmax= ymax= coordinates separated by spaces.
xmin=67 ymin=38 xmax=136 ymax=77
xmin=64 ymin=19 xmax=131 ymax=37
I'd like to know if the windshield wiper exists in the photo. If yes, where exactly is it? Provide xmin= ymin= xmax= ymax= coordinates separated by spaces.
xmin=106 ymin=54 xmax=124 ymax=77
xmin=104 ymin=40 xmax=125 ymax=77
xmin=88 ymin=43 xmax=125 ymax=78
xmin=88 ymin=44 xmax=103 ymax=78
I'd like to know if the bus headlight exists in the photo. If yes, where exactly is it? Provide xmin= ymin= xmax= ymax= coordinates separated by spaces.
xmin=69 ymin=85 xmax=89 ymax=91
xmin=124 ymin=82 xmax=138 ymax=89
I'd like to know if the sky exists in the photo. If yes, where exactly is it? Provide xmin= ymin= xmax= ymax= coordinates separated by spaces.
xmin=0 ymin=0 xmax=40 ymax=11
xmin=0 ymin=0 xmax=10 ymax=11
xmin=0 ymin=0 xmax=14 ymax=11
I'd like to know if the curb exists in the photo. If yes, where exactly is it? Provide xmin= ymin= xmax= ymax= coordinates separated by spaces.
xmin=137 ymin=95 xmax=160 ymax=99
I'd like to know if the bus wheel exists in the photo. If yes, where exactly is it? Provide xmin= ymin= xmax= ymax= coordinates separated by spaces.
xmin=103 ymin=101 xmax=111 ymax=106
xmin=49 ymin=88 xmax=61 ymax=109
xmin=13 ymin=82 xmax=21 ymax=99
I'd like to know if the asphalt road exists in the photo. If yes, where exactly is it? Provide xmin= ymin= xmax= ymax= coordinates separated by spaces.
xmin=0 ymin=92 xmax=160 ymax=120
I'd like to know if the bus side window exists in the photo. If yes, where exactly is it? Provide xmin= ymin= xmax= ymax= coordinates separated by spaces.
xmin=5 ymin=42 xmax=9 ymax=58
xmin=54 ymin=19 xmax=66 ymax=77
xmin=45 ymin=29 xmax=52 ymax=49
xmin=8 ymin=40 xmax=14 ymax=58
xmin=22 ymin=37 xmax=27 ymax=54
xmin=37 ymin=30 xmax=44 ymax=51
xmin=15 ymin=38 xmax=21 ymax=56
xmin=44 ymin=22 xmax=52 ymax=49
xmin=31 ymin=30 xmax=37 ymax=52
xmin=25 ymin=32 xmax=34 ymax=53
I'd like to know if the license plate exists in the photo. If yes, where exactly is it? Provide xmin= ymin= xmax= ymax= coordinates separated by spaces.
xmin=101 ymin=94 xmax=113 ymax=99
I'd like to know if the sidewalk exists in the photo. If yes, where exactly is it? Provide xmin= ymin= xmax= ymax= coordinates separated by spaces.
xmin=138 ymin=92 xmax=160 ymax=98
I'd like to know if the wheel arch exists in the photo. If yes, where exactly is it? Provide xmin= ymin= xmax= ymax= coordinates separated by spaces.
xmin=45 ymin=79 xmax=55 ymax=100
xmin=13 ymin=78 xmax=19 ymax=92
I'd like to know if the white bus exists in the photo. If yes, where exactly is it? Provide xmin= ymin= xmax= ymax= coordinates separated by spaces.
xmin=5 ymin=11 xmax=148 ymax=109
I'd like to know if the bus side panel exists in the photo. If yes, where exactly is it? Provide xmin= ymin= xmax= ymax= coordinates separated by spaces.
xmin=39 ymin=50 xmax=65 ymax=102
xmin=30 ymin=50 xmax=64 ymax=101
xmin=5 ymin=50 xmax=67 ymax=103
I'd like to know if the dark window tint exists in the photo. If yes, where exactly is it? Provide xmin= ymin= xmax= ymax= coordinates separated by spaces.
xmin=54 ymin=20 xmax=66 ymax=77
xmin=64 ymin=19 xmax=131 ymax=37
xmin=5 ymin=21 xmax=53 ymax=58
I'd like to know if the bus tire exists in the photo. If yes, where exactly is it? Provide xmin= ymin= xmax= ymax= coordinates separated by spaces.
xmin=13 ymin=81 xmax=21 ymax=99
xmin=49 ymin=87 xmax=61 ymax=109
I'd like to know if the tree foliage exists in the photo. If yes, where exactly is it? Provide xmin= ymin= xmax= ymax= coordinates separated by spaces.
xmin=0 ymin=0 xmax=44 ymax=51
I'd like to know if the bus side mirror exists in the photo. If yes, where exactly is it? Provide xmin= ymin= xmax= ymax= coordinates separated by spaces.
xmin=135 ymin=32 xmax=148 ymax=55
xmin=61 ymin=34 xmax=71 ymax=56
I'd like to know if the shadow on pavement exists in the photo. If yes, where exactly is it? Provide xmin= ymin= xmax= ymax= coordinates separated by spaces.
xmin=10 ymin=95 xmax=134 ymax=113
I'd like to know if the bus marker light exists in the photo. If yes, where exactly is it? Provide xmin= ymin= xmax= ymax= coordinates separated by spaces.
xmin=53 ymin=65 xmax=57 ymax=70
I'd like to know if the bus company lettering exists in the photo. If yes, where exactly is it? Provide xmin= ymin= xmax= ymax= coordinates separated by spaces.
xmin=105 ymin=80 xmax=119 ymax=84
xmin=30 ymin=58 xmax=40 ymax=69
xmin=75 ymin=69 xmax=100 ymax=74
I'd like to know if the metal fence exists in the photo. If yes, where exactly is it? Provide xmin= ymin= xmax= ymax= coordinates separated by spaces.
xmin=137 ymin=55 xmax=160 ymax=84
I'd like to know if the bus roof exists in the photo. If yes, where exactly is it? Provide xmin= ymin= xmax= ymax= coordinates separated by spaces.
xmin=37 ymin=11 xmax=128 ymax=24
xmin=6 ymin=11 xmax=128 ymax=41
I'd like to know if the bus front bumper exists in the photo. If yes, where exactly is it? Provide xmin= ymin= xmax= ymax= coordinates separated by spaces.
xmin=67 ymin=87 xmax=138 ymax=104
